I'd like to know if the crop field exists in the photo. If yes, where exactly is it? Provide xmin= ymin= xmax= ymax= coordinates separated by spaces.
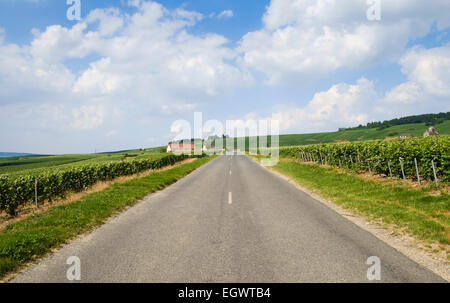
xmin=0 ymin=151 xmax=197 ymax=215
xmin=0 ymin=147 xmax=184 ymax=216
xmin=280 ymin=135 xmax=450 ymax=183
xmin=0 ymin=155 xmax=96 ymax=175
xmin=0 ymin=148 xmax=166 ymax=178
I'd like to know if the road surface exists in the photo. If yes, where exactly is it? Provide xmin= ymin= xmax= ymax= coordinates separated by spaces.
xmin=11 ymin=155 xmax=445 ymax=282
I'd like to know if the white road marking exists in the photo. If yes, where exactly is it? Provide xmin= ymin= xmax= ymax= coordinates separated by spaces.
xmin=228 ymin=192 xmax=232 ymax=204
xmin=229 ymin=170 xmax=232 ymax=175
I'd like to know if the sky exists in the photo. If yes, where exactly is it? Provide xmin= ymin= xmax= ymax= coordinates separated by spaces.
xmin=0 ymin=0 xmax=449 ymax=154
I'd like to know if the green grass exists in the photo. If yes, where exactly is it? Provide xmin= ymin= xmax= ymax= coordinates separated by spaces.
xmin=266 ymin=158 xmax=450 ymax=246
xmin=0 ymin=156 xmax=213 ymax=278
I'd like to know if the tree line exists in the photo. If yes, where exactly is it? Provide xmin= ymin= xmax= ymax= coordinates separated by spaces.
xmin=339 ymin=112 xmax=450 ymax=131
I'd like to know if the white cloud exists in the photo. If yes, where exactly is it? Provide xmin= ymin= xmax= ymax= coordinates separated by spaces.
xmin=243 ymin=77 xmax=377 ymax=133
xmin=127 ymin=0 xmax=142 ymax=8
xmin=0 ymin=1 xmax=251 ymax=134
xmin=86 ymin=8 xmax=124 ymax=37
xmin=72 ymin=57 xmax=122 ymax=95
xmin=71 ymin=105 xmax=105 ymax=130
xmin=398 ymin=45 xmax=450 ymax=97
xmin=217 ymin=10 xmax=234 ymax=19
xmin=302 ymin=78 xmax=375 ymax=126
xmin=383 ymin=82 xmax=421 ymax=105
xmin=244 ymin=44 xmax=450 ymax=134
xmin=2 ymin=0 xmax=450 ymax=153
xmin=379 ymin=44 xmax=450 ymax=114
xmin=239 ymin=0 xmax=450 ymax=85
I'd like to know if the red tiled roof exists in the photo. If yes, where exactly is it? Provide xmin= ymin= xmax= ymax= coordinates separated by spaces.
xmin=168 ymin=143 xmax=195 ymax=150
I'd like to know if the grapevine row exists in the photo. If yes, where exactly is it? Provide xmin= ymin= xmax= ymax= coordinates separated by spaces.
xmin=0 ymin=154 xmax=200 ymax=215
xmin=279 ymin=136 xmax=449 ymax=183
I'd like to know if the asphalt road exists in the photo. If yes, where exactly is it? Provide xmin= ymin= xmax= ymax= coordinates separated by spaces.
xmin=11 ymin=155 xmax=445 ymax=282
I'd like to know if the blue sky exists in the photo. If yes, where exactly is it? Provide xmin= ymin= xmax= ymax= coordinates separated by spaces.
xmin=0 ymin=0 xmax=449 ymax=154
xmin=0 ymin=0 xmax=268 ymax=44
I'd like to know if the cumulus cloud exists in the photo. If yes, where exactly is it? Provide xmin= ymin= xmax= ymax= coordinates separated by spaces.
xmin=383 ymin=82 xmax=421 ymax=105
xmin=239 ymin=0 xmax=450 ymax=84
xmin=243 ymin=44 xmax=450 ymax=134
xmin=251 ymin=77 xmax=377 ymax=133
xmin=0 ymin=1 xmax=251 ymax=133
xmin=379 ymin=44 xmax=450 ymax=115
xmin=85 ymin=8 xmax=124 ymax=37
xmin=398 ymin=45 xmax=450 ymax=97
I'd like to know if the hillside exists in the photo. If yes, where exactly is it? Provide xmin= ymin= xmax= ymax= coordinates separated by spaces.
xmin=223 ymin=120 xmax=450 ymax=149
xmin=344 ymin=111 xmax=450 ymax=130
xmin=278 ymin=120 xmax=450 ymax=146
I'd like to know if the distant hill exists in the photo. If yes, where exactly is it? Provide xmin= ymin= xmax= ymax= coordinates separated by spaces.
xmin=220 ymin=119 xmax=450 ymax=149
xmin=341 ymin=111 xmax=450 ymax=131
xmin=277 ymin=120 xmax=450 ymax=146
xmin=0 ymin=152 xmax=37 ymax=158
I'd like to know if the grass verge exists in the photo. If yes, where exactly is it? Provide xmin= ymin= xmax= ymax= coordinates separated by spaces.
xmin=0 ymin=156 xmax=214 ymax=279
xmin=262 ymin=157 xmax=449 ymax=254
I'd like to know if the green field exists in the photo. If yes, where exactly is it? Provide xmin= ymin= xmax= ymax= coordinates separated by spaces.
xmin=0 ymin=147 xmax=166 ymax=178
xmin=278 ymin=120 xmax=450 ymax=146
xmin=216 ymin=120 xmax=450 ymax=150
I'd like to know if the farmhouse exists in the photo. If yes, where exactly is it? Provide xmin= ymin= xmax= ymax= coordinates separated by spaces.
xmin=399 ymin=133 xmax=413 ymax=139
xmin=166 ymin=143 xmax=195 ymax=153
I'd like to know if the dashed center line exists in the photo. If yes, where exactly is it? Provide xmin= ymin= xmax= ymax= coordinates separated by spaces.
xmin=228 ymin=192 xmax=232 ymax=204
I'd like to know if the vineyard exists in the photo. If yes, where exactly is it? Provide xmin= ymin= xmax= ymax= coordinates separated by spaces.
xmin=279 ymin=135 xmax=449 ymax=184
xmin=0 ymin=149 xmax=167 ymax=178
xmin=0 ymin=153 xmax=197 ymax=216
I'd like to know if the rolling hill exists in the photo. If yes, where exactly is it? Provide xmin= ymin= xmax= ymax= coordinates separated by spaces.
xmin=277 ymin=120 xmax=450 ymax=146
xmin=224 ymin=119 xmax=450 ymax=149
